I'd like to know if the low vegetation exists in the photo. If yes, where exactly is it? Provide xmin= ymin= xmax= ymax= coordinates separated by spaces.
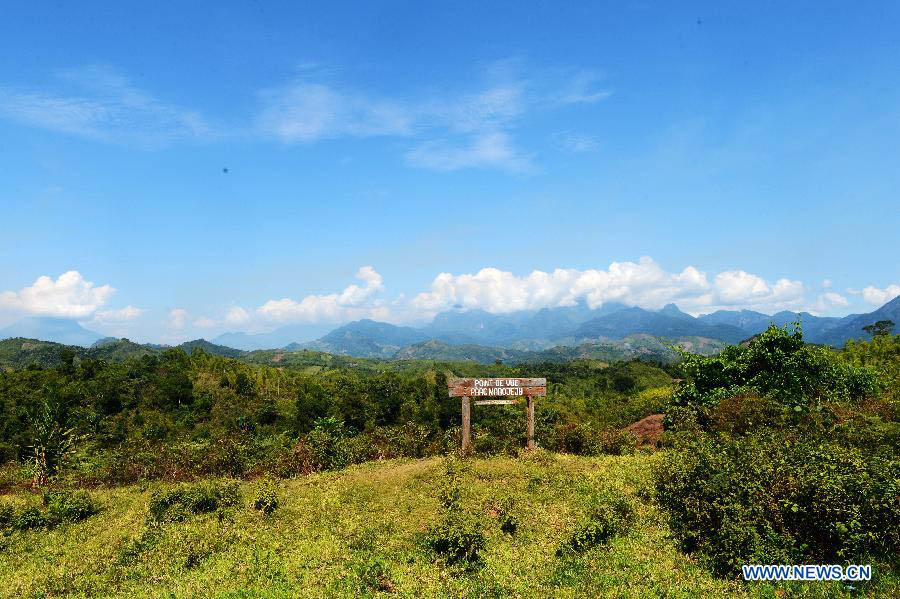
xmin=0 ymin=324 xmax=897 ymax=596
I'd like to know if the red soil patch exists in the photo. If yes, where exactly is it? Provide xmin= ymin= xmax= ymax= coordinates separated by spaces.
xmin=624 ymin=414 xmax=664 ymax=449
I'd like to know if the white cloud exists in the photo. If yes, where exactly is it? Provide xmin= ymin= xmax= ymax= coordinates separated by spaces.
xmin=405 ymin=132 xmax=532 ymax=172
xmin=225 ymin=306 xmax=250 ymax=324
xmin=810 ymin=292 xmax=849 ymax=314
xmin=0 ymin=271 xmax=115 ymax=318
xmin=257 ymin=82 xmax=413 ymax=143
xmin=438 ymin=84 xmax=527 ymax=134
xmin=256 ymin=266 xmax=386 ymax=323
xmin=256 ymin=62 xmax=607 ymax=172
xmin=822 ymin=278 xmax=833 ymax=288
xmin=168 ymin=308 xmax=188 ymax=330
xmin=0 ymin=66 xmax=212 ymax=146
xmin=193 ymin=316 xmax=216 ymax=328
xmin=92 ymin=305 xmax=144 ymax=322
xmin=862 ymin=284 xmax=900 ymax=306
xmin=410 ymin=258 xmax=806 ymax=319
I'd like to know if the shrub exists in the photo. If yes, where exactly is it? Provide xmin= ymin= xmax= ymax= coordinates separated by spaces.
xmin=148 ymin=480 xmax=242 ymax=523
xmin=832 ymin=415 xmax=900 ymax=455
xmin=352 ymin=553 xmax=396 ymax=594
xmin=548 ymin=423 xmax=636 ymax=456
xmin=708 ymin=393 xmax=783 ymax=435
xmin=654 ymin=433 xmax=900 ymax=577
xmin=592 ymin=429 xmax=637 ymax=456
xmin=252 ymin=479 xmax=279 ymax=516
xmin=0 ymin=490 xmax=99 ymax=533
xmin=558 ymin=484 xmax=634 ymax=555
xmin=492 ymin=496 xmax=518 ymax=534
xmin=550 ymin=423 xmax=593 ymax=455
xmin=424 ymin=455 xmax=485 ymax=565
xmin=16 ymin=506 xmax=46 ymax=530
xmin=43 ymin=489 xmax=99 ymax=525
xmin=268 ymin=440 xmax=316 ymax=478
xmin=666 ymin=324 xmax=881 ymax=432
xmin=424 ymin=510 xmax=486 ymax=565
xmin=0 ymin=503 xmax=13 ymax=528
xmin=305 ymin=417 xmax=350 ymax=471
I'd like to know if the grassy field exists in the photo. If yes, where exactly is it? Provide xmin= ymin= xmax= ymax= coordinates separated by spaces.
xmin=1 ymin=452 xmax=896 ymax=598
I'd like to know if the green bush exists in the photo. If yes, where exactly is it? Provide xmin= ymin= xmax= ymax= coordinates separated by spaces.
xmin=305 ymin=417 xmax=350 ymax=471
xmin=558 ymin=484 xmax=634 ymax=555
xmin=666 ymin=324 xmax=881 ymax=432
xmin=148 ymin=480 xmax=242 ymax=523
xmin=352 ymin=553 xmax=396 ymax=594
xmin=654 ymin=433 xmax=900 ymax=577
xmin=494 ymin=496 xmax=518 ymax=535
xmin=43 ymin=489 xmax=99 ymax=524
xmin=252 ymin=479 xmax=279 ymax=516
xmin=424 ymin=510 xmax=486 ymax=565
xmin=424 ymin=456 xmax=485 ymax=565
xmin=0 ymin=489 xmax=99 ymax=532
xmin=0 ymin=503 xmax=13 ymax=528
xmin=16 ymin=506 xmax=45 ymax=530
xmin=592 ymin=429 xmax=637 ymax=456
xmin=548 ymin=423 xmax=636 ymax=456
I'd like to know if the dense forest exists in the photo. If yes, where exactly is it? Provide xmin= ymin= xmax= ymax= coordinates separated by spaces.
xmin=0 ymin=339 xmax=675 ymax=489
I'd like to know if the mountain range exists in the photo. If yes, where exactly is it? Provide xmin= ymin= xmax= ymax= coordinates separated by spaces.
xmin=261 ymin=295 xmax=899 ymax=359
xmin=2 ymin=295 xmax=897 ymax=365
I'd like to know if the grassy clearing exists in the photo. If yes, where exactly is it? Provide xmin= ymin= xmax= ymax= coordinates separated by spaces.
xmin=0 ymin=452 xmax=895 ymax=598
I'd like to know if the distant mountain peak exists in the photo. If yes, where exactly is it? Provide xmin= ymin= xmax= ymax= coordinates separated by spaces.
xmin=659 ymin=303 xmax=694 ymax=321
xmin=0 ymin=316 xmax=103 ymax=347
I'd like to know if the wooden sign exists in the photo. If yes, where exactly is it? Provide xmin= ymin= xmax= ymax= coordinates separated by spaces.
xmin=448 ymin=378 xmax=546 ymax=397
xmin=449 ymin=377 xmax=546 ymax=453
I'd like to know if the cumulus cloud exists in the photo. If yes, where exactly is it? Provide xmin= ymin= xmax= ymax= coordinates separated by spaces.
xmin=168 ymin=308 xmax=188 ymax=330
xmin=0 ymin=271 xmax=115 ymax=318
xmin=92 ymin=305 xmax=144 ymax=322
xmin=810 ymin=292 xmax=850 ymax=314
xmin=410 ymin=258 xmax=806 ymax=319
xmin=822 ymin=278 xmax=833 ymax=289
xmin=225 ymin=306 xmax=250 ymax=324
xmin=0 ymin=65 xmax=212 ymax=146
xmin=193 ymin=316 xmax=216 ymax=328
xmin=256 ymin=266 xmax=386 ymax=323
xmin=862 ymin=284 xmax=900 ymax=306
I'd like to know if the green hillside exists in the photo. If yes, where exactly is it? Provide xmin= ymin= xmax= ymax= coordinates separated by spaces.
xmin=0 ymin=337 xmax=244 ymax=370
xmin=4 ymin=454 xmax=897 ymax=597
xmin=0 ymin=326 xmax=897 ymax=597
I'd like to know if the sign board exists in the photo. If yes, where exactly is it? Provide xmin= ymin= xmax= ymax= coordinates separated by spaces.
xmin=448 ymin=378 xmax=546 ymax=398
xmin=449 ymin=377 xmax=546 ymax=452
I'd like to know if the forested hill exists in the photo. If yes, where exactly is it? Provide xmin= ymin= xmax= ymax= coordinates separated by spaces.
xmin=0 ymin=337 xmax=245 ymax=370
xmin=0 ymin=333 xmax=715 ymax=371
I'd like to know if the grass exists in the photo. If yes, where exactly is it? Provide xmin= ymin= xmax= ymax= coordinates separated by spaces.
xmin=0 ymin=452 xmax=896 ymax=598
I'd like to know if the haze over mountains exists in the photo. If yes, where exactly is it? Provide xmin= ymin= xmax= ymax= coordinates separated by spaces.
xmin=1 ymin=296 xmax=897 ymax=364
xmin=0 ymin=317 xmax=104 ymax=347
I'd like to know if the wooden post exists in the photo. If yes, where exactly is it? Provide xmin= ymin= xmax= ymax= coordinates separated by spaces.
xmin=526 ymin=396 xmax=535 ymax=449
xmin=461 ymin=395 xmax=472 ymax=453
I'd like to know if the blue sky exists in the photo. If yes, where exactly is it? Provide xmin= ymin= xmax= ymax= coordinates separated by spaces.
xmin=1 ymin=1 xmax=898 ymax=343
